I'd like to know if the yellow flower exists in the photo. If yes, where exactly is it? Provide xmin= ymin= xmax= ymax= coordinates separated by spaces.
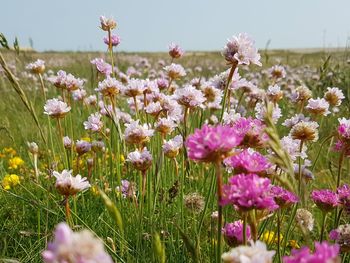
xmin=4 ymin=147 xmax=16 ymax=156
xmin=90 ymin=185 xmax=100 ymax=196
xmin=81 ymin=137 xmax=91 ymax=142
xmin=2 ymin=174 xmax=20 ymax=190
xmin=288 ymin=240 xmax=300 ymax=249
xmin=119 ymin=154 xmax=125 ymax=163
xmin=262 ymin=231 xmax=283 ymax=244
xmin=8 ymin=156 xmax=24 ymax=169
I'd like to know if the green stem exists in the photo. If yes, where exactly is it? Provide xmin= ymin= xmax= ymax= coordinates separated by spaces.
xmin=215 ymin=160 xmax=223 ymax=263
xmin=220 ymin=61 xmax=238 ymax=121
xmin=320 ymin=212 xmax=327 ymax=242
xmin=243 ymin=212 xmax=247 ymax=245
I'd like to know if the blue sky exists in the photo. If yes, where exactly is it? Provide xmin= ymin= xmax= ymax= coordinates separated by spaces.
xmin=1 ymin=0 xmax=349 ymax=52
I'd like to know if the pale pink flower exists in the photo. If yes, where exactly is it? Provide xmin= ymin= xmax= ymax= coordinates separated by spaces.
xmin=53 ymin=169 xmax=90 ymax=196
xmin=44 ymin=98 xmax=71 ymax=118
xmin=25 ymin=59 xmax=45 ymax=74
xmin=83 ymin=113 xmax=103 ymax=132
xmin=173 ymin=85 xmax=206 ymax=108
xmin=164 ymin=63 xmax=186 ymax=79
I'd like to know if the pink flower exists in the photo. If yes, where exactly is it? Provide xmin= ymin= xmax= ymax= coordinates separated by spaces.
xmin=224 ymin=149 xmax=271 ymax=174
xmin=162 ymin=135 xmax=183 ymax=158
xmin=96 ymin=76 xmax=123 ymax=97
xmin=173 ymin=85 xmax=206 ymax=109
xmin=222 ymin=33 xmax=261 ymax=66
xmin=221 ymin=173 xmax=278 ymax=211
xmin=168 ymin=43 xmax=184 ymax=59
xmin=75 ymin=140 xmax=91 ymax=155
xmin=311 ymin=189 xmax=339 ymax=212
xmin=222 ymin=220 xmax=251 ymax=247
xmin=232 ymin=117 xmax=268 ymax=148
xmin=42 ymin=222 xmax=113 ymax=263
xmin=53 ymin=170 xmax=90 ymax=196
xmin=185 ymin=124 xmax=243 ymax=162
xmin=283 ymin=242 xmax=339 ymax=263
xmin=99 ymin=16 xmax=116 ymax=31
xmin=25 ymin=59 xmax=45 ymax=74
xmin=83 ymin=113 xmax=103 ymax=132
xmin=126 ymin=148 xmax=152 ymax=171
xmin=337 ymin=184 xmax=350 ymax=206
xmin=124 ymin=120 xmax=154 ymax=145
xmin=270 ymin=186 xmax=299 ymax=208
xmin=44 ymin=98 xmax=71 ymax=118
xmin=103 ymin=34 xmax=120 ymax=47
xmin=91 ymin=58 xmax=112 ymax=76
xmin=164 ymin=63 xmax=186 ymax=79
xmin=306 ymin=98 xmax=330 ymax=116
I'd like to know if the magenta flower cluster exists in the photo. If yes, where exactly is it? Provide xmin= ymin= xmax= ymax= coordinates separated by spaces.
xmin=221 ymin=173 xmax=278 ymax=211
xmin=270 ymin=186 xmax=299 ymax=208
xmin=311 ymin=189 xmax=339 ymax=212
xmin=185 ymin=124 xmax=243 ymax=162
xmin=222 ymin=220 xmax=251 ymax=246
xmin=224 ymin=149 xmax=271 ymax=174
xmin=283 ymin=242 xmax=339 ymax=263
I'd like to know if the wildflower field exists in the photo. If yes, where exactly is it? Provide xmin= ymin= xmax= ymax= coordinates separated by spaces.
xmin=1 ymin=16 xmax=350 ymax=263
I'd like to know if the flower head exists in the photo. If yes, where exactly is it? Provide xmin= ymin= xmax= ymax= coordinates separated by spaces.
xmin=100 ymin=15 xmax=116 ymax=31
xmin=295 ymin=208 xmax=314 ymax=232
xmin=184 ymin=192 xmax=205 ymax=213
xmin=173 ymin=85 xmax=206 ymax=108
xmin=126 ymin=148 xmax=152 ymax=171
xmin=222 ymin=220 xmax=251 ymax=247
xmin=164 ymin=63 xmax=186 ymax=79
xmin=221 ymin=173 xmax=278 ymax=211
xmin=124 ymin=120 xmax=154 ymax=145
xmin=83 ymin=113 xmax=103 ymax=132
xmin=26 ymin=59 xmax=45 ymax=74
xmin=103 ymin=34 xmax=120 ymax=47
xmin=75 ymin=140 xmax=91 ymax=155
xmin=44 ymin=98 xmax=71 ymax=118
xmin=91 ymin=58 xmax=112 ymax=76
xmin=290 ymin=121 xmax=319 ymax=142
xmin=96 ymin=76 xmax=123 ymax=97
xmin=283 ymin=242 xmax=339 ymax=263
xmin=221 ymin=240 xmax=275 ymax=263
xmin=168 ymin=43 xmax=184 ymax=59
xmin=232 ymin=117 xmax=268 ymax=148
xmin=311 ymin=189 xmax=339 ymax=212
xmin=306 ymin=98 xmax=330 ymax=116
xmin=222 ymin=33 xmax=261 ymax=66
xmin=270 ymin=186 xmax=299 ymax=208
xmin=324 ymin=87 xmax=344 ymax=107
xmin=162 ymin=135 xmax=183 ymax=158
xmin=224 ymin=149 xmax=271 ymax=174
xmin=42 ymin=222 xmax=113 ymax=263
xmin=185 ymin=124 xmax=243 ymax=162
xmin=53 ymin=169 xmax=90 ymax=196
xmin=329 ymin=224 xmax=350 ymax=252
xmin=1 ymin=174 xmax=20 ymax=190
xmin=8 ymin=156 xmax=24 ymax=169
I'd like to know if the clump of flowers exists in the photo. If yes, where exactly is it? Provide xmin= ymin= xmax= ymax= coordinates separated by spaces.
xmin=1 ymin=174 xmax=20 ymax=190
xmin=329 ymin=224 xmax=350 ymax=252
xmin=221 ymin=173 xmax=278 ymax=211
xmin=44 ymin=98 xmax=71 ymax=118
xmin=270 ymin=186 xmax=299 ymax=208
xmin=25 ymin=59 xmax=45 ymax=74
xmin=42 ymin=222 xmax=113 ymax=263
xmin=311 ymin=189 xmax=339 ymax=212
xmin=221 ymin=240 xmax=275 ymax=263
xmin=164 ymin=63 xmax=186 ymax=80
xmin=224 ymin=148 xmax=271 ymax=174
xmin=53 ymin=169 xmax=90 ymax=196
xmin=185 ymin=124 xmax=243 ymax=163
xmin=283 ymin=242 xmax=339 ymax=263
xmin=222 ymin=33 xmax=262 ymax=66
xmin=232 ymin=117 xmax=268 ymax=148
xmin=126 ymin=148 xmax=153 ymax=172
xmin=222 ymin=220 xmax=251 ymax=247
xmin=8 ymin=156 xmax=24 ymax=170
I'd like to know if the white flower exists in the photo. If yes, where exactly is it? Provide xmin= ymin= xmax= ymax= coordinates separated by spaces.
xmin=96 ymin=76 xmax=123 ymax=97
xmin=282 ymin=114 xmax=310 ymax=128
xmin=63 ymin=73 xmax=84 ymax=91
xmin=223 ymin=110 xmax=242 ymax=126
xmin=162 ymin=135 xmax=183 ymax=158
xmin=221 ymin=240 xmax=275 ymax=263
xmin=44 ymin=98 xmax=71 ymax=118
xmin=201 ymin=83 xmax=223 ymax=109
xmin=25 ymin=59 xmax=45 ymax=74
xmin=124 ymin=120 xmax=154 ymax=145
xmin=126 ymin=148 xmax=152 ymax=171
xmin=222 ymin=33 xmax=261 ymax=66
xmin=164 ymin=63 xmax=186 ymax=79
xmin=280 ymin=136 xmax=308 ymax=161
xmin=84 ymin=95 xmax=97 ymax=106
xmin=255 ymin=102 xmax=282 ymax=123
xmin=122 ymin=78 xmax=145 ymax=97
xmin=53 ymin=170 xmax=90 ymax=196
xmin=268 ymin=65 xmax=286 ymax=79
xmin=145 ymin=101 xmax=162 ymax=116
xmin=324 ymin=87 xmax=344 ymax=107
xmin=42 ymin=222 xmax=113 ymax=263
xmin=155 ymin=117 xmax=177 ymax=134
xmin=306 ymin=98 xmax=330 ymax=116
xmin=173 ymin=85 xmax=206 ymax=108
xmin=71 ymin=88 xmax=86 ymax=101
xmin=83 ymin=113 xmax=103 ymax=132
